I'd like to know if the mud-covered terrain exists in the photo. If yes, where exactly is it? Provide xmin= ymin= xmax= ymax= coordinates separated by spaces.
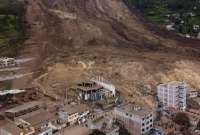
xmin=16 ymin=0 xmax=200 ymax=101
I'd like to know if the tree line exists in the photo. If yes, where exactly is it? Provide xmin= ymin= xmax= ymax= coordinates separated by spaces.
xmin=126 ymin=0 xmax=200 ymax=13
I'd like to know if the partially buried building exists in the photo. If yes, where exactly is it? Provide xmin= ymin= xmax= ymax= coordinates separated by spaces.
xmin=72 ymin=80 xmax=113 ymax=101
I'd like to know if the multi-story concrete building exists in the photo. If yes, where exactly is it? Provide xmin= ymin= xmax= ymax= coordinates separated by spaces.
xmin=114 ymin=103 xmax=153 ymax=135
xmin=157 ymin=82 xmax=187 ymax=111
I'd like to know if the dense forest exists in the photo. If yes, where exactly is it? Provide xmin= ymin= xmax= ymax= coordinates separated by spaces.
xmin=126 ymin=0 xmax=200 ymax=38
xmin=0 ymin=0 xmax=25 ymax=56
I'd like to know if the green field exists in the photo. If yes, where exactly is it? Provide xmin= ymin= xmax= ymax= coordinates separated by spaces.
xmin=126 ymin=0 xmax=200 ymax=37
xmin=0 ymin=0 xmax=25 ymax=56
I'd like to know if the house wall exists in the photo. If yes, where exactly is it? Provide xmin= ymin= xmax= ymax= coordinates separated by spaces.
xmin=91 ymin=79 xmax=116 ymax=97
xmin=114 ymin=111 xmax=141 ymax=135
xmin=67 ymin=112 xmax=79 ymax=124
xmin=114 ymin=109 xmax=153 ymax=135
xmin=79 ymin=91 xmax=103 ymax=101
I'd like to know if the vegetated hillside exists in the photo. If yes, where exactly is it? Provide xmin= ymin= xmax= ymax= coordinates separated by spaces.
xmin=19 ymin=0 xmax=200 ymax=100
xmin=125 ymin=0 xmax=200 ymax=38
xmin=0 ymin=0 xmax=25 ymax=56
xmin=0 ymin=0 xmax=31 ymax=90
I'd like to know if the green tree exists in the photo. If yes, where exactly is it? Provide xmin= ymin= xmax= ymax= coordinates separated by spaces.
xmin=89 ymin=130 xmax=106 ymax=135
xmin=127 ymin=0 xmax=156 ymax=10
xmin=197 ymin=120 xmax=200 ymax=130
xmin=119 ymin=126 xmax=131 ymax=135
xmin=166 ymin=0 xmax=198 ymax=11
xmin=174 ymin=113 xmax=190 ymax=127
xmin=168 ymin=132 xmax=175 ymax=135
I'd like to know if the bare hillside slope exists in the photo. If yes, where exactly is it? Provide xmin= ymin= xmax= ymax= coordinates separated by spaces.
xmin=16 ymin=0 xmax=200 ymax=99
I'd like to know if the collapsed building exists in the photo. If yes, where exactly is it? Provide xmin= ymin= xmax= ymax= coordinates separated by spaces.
xmin=0 ymin=88 xmax=41 ymax=107
xmin=90 ymin=117 xmax=119 ymax=135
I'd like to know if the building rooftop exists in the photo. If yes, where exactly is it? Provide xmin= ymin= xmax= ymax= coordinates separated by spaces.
xmin=54 ymin=126 xmax=90 ymax=135
xmin=158 ymin=82 xmax=186 ymax=87
xmin=0 ymin=89 xmax=25 ymax=96
xmin=5 ymin=101 xmax=43 ymax=113
xmin=187 ymin=88 xmax=198 ymax=92
xmin=61 ymin=104 xmax=89 ymax=114
xmin=22 ymin=109 xmax=57 ymax=128
xmin=115 ymin=103 xmax=153 ymax=117
xmin=185 ymin=109 xmax=200 ymax=119
xmin=0 ymin=119 xmax=22 ymax=135
xmin=74 ymin=80 xmax=103 ymax=92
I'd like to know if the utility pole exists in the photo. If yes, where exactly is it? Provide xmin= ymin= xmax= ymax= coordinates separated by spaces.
xmin=64 ymin=88 xmax=67 ymax=105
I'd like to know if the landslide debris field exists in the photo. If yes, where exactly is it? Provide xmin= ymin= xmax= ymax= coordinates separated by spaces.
xmin=12 ymin=0 xmax=200 ymax=100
